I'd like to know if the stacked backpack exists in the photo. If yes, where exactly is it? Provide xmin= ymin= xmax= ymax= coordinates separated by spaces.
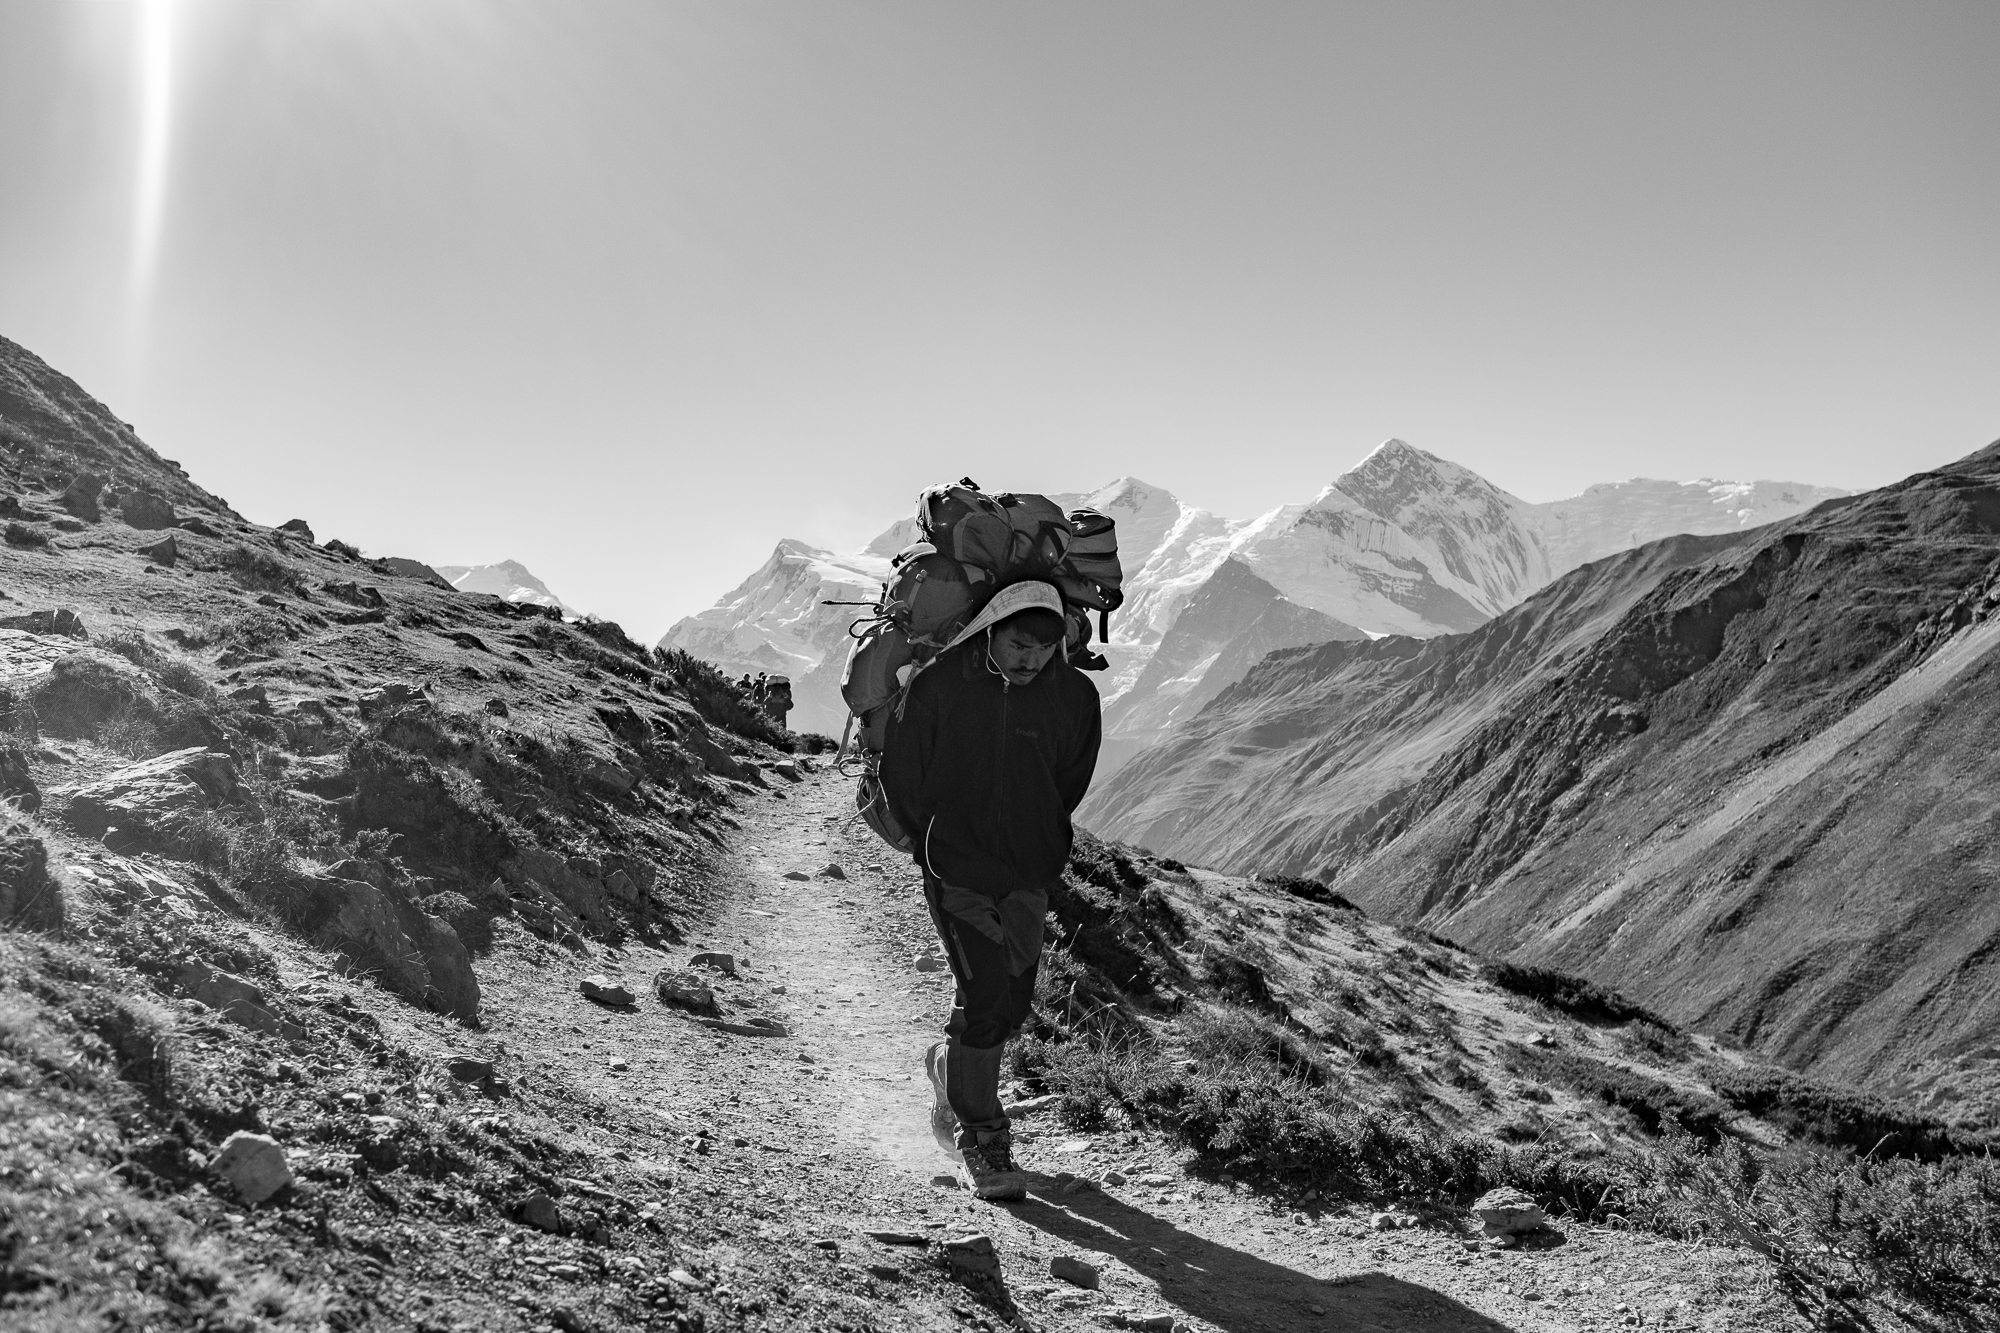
xmin=837 ymin=478 xmax=1124 ymax=851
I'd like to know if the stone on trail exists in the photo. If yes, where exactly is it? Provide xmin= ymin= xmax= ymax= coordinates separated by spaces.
xmin=913 ymin=954 xmax=944 ymax=973
xmin=865 ymin=1263 xmax=902 ymax=1281
xmin=1050 ymin=1255 xmax=1101 ymax=1289
xmin=930 ymin=1173 xmax=957 ymax=1188
xmin=816 ymin=863 xmax=847 ymax=880
xmin=1471 ymin=1186 xmax=1547 ymax=1237
xmin=580 ymin=974 xmax=636 ymax=1006
xmin=781 ymin=868 xmax=812 ymax=881
xmin=653 ymin=968 xmax=717 ymax=1014
xmin=210 ymin=1130 xmax=293 ymax=1204
xmin=1102 ymin=1170 xmax=1128 ymax=1186
xmin=943 ymin=1233 xmax=999 ymax=1276
xmin=769 ymin=760 xmax=800 ymax=781
xmin=690 ymin=951 xmax=737 ymax=976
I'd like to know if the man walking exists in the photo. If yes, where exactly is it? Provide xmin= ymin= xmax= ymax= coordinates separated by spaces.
xmin=881 ymin=580 xmax=1102 ymax=1201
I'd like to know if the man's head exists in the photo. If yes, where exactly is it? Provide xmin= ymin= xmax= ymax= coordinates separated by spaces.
xmin=986 ymin=605 xmax=1066 ymax=686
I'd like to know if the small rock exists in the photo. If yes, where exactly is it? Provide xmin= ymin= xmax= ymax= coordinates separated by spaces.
xmin=865 ymin=1229 xmax=929 ymax=1246
xmin=811 ymin=1238 xmax=840 ymax=1251
xmin=1050 ymin=1255 xmax=1101 ymax=1289
xmin=913 ymin=955 xmax=944 ymax=973
xmin=1137 ymin=1173 xmax=1173 ymax=1187
xmin=817 ymin=863 xmax=847 ymax=880
xmin=769 ymin=760 xmax=800 ymax=781
xmin=580 ymin=974 xmax=636 ymax=1006
xmin=865 ymin=1263 xmax=902 ymax=1281
xmin=338 ymin=1092 xmax=367 ymax=1110
xmin=483 ymin=697 xmax=510 ymax=718
xmin=943 ymin=1233 xmax=999 ymax=1276
xmin=865 ymin=862 xmax=885 ymax=873
xmin=690 ymin=951 xmax=737 ymax=976
xmin=1102 ymin=1170 xmax=1128 ymax=1186
xmin=653 ymin=968 xmax=717 ymax=1013
xmin=1369 ymin=1212 xmax=1408 ymax=1231
xmin=1061 ymin=1177 xmax=1099 ymax=1196
xmin=782 ymin=868 xmax=812 ymax=881
xmin=608 ymin=1057 xmax=629 ymax=1071
xmin=209 ymin=1130 xmax=292 ymax=1204
xmin=1470 ymin=1187 xmax=1547 ymax=1238
xmin=518 ymin=1189 xmax=567 ymax=1234
xmin=446 ymin=1056 xmax=495 ymax=1082
xmin=278 ymin=518 xmax=315 ymax=542
xmin=1004 ymin=1094 xmax=1061 ymax=1115
xmin=930 ymin=1173 xmax=958 ymax=1188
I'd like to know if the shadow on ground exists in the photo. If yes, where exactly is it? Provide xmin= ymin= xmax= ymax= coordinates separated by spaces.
xmin=1011 ymin=1176 xmax=1519 ymax=1333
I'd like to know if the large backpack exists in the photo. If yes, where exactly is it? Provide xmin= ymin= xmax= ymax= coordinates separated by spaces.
xmin=837 ymin=478 xmax=1125 ymax=851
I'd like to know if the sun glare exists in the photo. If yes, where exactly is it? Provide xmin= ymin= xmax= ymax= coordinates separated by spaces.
xmin=129 ymin=0 xmax=175 ymax=339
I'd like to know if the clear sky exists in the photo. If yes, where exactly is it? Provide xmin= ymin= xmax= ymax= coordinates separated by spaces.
xmin=2 ymin=2 xmax=1995 ymax=640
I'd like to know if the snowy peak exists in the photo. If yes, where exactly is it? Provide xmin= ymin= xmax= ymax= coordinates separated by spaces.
xmin=435 ymin=560 xmax=575 ymax=613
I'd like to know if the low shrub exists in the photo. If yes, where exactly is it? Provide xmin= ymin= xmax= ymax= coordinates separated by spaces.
xmin=1256 ymin=873 xmax=1362 ymax=913
xmin=1483 ymin=959 xmax=1676 ymax=1028
xmin=218 ymin=543 xmax=302 ymax=594
xmin=1068 ymin=828 xmax=1149 ymax=894
xmin=650 ymin=648 xmax=794 ymax=748
xmin=1707 ymin=1063 xmax=1990 ymax=1161
xmin=1511 ymin=1044 xmax=1733 ymax=1139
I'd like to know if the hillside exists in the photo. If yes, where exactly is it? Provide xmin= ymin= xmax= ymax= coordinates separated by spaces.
xmin=0 ymin=332 xmax=1991 ymax=1332
xmin=1082 ymin=440 xmax=2000 ymax=1117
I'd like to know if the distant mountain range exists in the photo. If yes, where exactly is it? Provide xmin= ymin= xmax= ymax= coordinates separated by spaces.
xmin=660 ymin=440 xmax=1843 ymax=761
xmin=434 ymin=560 xmax=574 ymax=614
xmin=1079 ymin=440 xmax=2000 ymax=1114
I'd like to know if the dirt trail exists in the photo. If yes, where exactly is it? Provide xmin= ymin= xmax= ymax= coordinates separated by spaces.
xmin=475 ymin=767 xmax=1798 ymax=1333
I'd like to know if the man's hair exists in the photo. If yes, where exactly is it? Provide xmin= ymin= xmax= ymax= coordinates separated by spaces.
xmin=991 ymin=606 xmax=1066 ymax=646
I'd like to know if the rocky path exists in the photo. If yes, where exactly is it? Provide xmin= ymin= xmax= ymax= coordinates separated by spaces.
xmin=468 ymin=767 xmax=1802 ymax=1333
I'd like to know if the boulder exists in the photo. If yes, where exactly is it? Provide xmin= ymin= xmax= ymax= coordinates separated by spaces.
xmin=120 ymin=491 xmax=178 ymax=530
xmin=60 ymin=473 xmax=104 ymax=522
xmin=769 ymin=760 xmax=801 ymax=782
xmin=1470 ymin=1186 xmax=1547 ymax=1238
xmin=302 ymin=874 xmax=481 ymax=1020
xmin=55 ymin=748 xmax=244 ymax=840
xmin=653 ymin=968 xmax=717 ymax=1014
xmin=690 ymin=951 xmax=737 ymax=976
xmin=817 ymin=863 xmax=847 ymax=880
xmin=210 ymin=1130 xmax=293 ymax=1204
xmin=580 ymin=974 xmax=636 ymax=1006
xmin=378 ymin=556 xmax=455 ymax=589
xmin=177 ymin=960 xmax=281 ymax=1034
xmin=0 ymin=824 xmax=61 ymax=930
xmin=138 ymin=534 xmax=179 ymax=567
xmin=0 ymin=741 xmax=40 ymax=813
xmin=277 ymin=519 xmax=315 ymax=542
xmin=322 ymin=581 xmax=387 ymax=609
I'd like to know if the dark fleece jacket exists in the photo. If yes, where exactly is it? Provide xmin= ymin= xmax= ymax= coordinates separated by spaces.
xmin=880 ymin=643 xmax=1102 ymax=895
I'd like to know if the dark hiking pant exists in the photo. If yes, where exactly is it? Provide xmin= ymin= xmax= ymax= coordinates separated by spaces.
xmin=923 ymin=870 xmax=1047 ymax=1146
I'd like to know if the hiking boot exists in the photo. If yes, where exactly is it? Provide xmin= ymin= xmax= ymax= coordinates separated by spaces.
xmin=924 ymin=1041 xmax=959 ymax=1159
xmin=960 ymin=1131 xmax=1027 ymax=1202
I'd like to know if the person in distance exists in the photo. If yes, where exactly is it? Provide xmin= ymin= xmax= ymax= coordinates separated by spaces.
xmin=880 ymin=580 xmax=1102 ymax=1201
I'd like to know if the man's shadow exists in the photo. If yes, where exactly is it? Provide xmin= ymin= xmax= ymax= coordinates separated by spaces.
xmin=1006 ymin=1176 xmax=1520 ymax=1333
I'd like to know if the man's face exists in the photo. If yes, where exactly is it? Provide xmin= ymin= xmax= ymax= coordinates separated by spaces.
xmin=989 ymin=621 xmax=1061 ymax=685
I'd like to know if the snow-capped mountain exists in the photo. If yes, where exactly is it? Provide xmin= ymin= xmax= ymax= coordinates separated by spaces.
xmin=658 ymin=444 xmax=1842 ymax=745
xmin=1527 ymin=478 xmax=1850 ymax=575
xmin=435 ymin=560 xmax=575 ymax=614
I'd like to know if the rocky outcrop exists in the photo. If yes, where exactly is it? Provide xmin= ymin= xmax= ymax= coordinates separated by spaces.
xmin=119 ymin=490 xmax=177 ymax=529
xmin=301 ymin=861 xmax=480 ymax=1021
xmin=55 ymin=747 xmax=247 ymax=840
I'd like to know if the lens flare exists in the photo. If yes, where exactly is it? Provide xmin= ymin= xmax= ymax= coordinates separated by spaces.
xmin=129 ymin=0 xmax=175 ymax=339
